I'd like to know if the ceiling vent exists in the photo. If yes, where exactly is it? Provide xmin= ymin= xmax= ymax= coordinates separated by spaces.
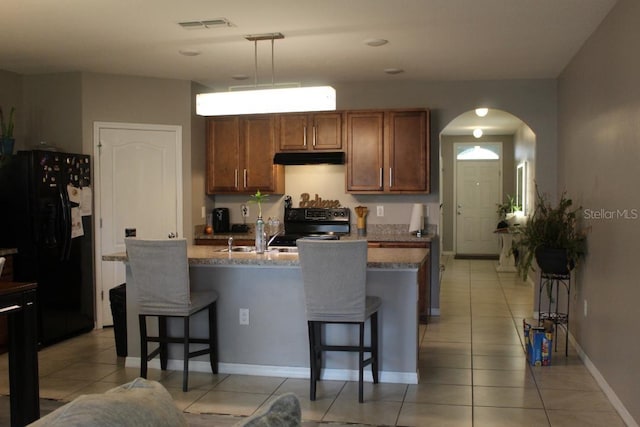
xmin=178 ymin=18 xmax=232 ymax=30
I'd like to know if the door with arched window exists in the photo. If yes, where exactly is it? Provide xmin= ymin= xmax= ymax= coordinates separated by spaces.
xmin=454 ymin=143 xmax=502 ymax=255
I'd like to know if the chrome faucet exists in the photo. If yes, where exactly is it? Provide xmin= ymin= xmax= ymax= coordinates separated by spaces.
xmin=266 ymin=230 xmax=284 ymax=248
xmin=227 ymin=236 xmax=234 ymax=252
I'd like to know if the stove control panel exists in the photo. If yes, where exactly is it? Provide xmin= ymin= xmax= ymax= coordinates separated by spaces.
xmin=285 ymin=207 xmax=350 ymax=222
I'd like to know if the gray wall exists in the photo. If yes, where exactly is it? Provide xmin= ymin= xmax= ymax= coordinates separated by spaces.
xmin=557 ymin=0 xmax=640 ymax=423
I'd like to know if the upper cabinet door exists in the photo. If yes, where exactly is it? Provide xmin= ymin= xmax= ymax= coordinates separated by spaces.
xmin=242 ymin=115 xmax=284 ymax=194
xmin=206 ymin=116 xmax=241 ymax=194
xmin=346 ymin=111 xmax=385 ymax=192
xmin=386 ymin=110 xmax=430 ymax=193
xmin=206 ymin=115 xmax=284 ymax=195
xmin=278 ymin=112 xmax=343 ymax=152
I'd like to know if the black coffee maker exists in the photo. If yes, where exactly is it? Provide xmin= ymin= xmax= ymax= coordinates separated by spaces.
xmin=213 ymin=208 xmax=230 ymax=233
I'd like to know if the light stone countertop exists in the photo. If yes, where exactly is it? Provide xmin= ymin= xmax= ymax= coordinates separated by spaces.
xmin=103 ymin=245 xmax=429 ymax=269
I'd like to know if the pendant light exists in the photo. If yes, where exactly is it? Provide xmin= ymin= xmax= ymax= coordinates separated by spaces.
xmin=196 ymin=33 xmax=336 ymax=116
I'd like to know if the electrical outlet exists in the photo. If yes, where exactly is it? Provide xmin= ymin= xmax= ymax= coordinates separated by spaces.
xmin=241 ymin=204 xmax=249 ymax=217
xmin=376 ymin=205 xmax=384 ymax=217
xmin=583 ymin=299 xmax=588 ymax=317
xmin=239 ymin=308 xmax=249 ymax=325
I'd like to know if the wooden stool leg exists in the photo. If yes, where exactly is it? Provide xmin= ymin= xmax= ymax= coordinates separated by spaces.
xmin=138 ymin=315 xmax=148 ymax=379
xmin=159 ymin=316 xmax=168 ymax=370
xmin=307 ymin=321 xmax=317 ymax=401
xmin=371 ymin=312 xmax=379 ymax=384
xmin=358 ymin=322 xmax=365 ymax=403
xmin=209 ymin=302 xmax=218 ymax=374
xmin=182 ymin=316 xmax=190 ymax=392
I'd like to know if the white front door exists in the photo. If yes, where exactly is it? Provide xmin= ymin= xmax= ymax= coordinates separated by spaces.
xmin=455 ymin=160 xmax=501 ymax=255
xmin=94 ymin=122 xmax=183 ymax=327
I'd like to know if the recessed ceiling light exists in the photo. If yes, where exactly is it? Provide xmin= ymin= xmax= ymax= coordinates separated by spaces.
xmin=364 ymin=38 xmax=388 ymax=47
xmin=231 ymin=74 xmax=250 ymax=81
xmin=384 ymin=68 xmax=404 ymax=75
xmin=475 ymin=107 xmax=489 ymax=117
xmin=178 ymin=49 xmax=201 ymax=57
xmin=473 ymin=128 xmax=483 ymax=138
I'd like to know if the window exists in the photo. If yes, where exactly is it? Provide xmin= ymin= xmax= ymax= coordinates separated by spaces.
xmin=456 ymin=144 xmax=501 ymax=160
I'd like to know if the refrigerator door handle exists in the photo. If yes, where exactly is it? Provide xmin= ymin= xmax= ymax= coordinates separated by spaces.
xmin=59 ymin=188 xmax=72 ymax=261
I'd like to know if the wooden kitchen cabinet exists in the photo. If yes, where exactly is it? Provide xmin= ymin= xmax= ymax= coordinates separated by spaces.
xmin=277 ymin=112 xmax=343 ymax=151
xmin=368 ymin=241 xmax=431 ymax=323
xmin=347 ymin=109 xmax=430 ymax=194
xmin=206 ymin=115 xmax=284 ymax=194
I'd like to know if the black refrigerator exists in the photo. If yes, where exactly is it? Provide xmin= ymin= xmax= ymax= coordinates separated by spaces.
xmin=4 ymin=150 xmax=94 ymax=346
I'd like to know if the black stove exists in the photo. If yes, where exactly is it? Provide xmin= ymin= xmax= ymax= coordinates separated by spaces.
xmin=269 ymin=207 xmax=350 ymax=247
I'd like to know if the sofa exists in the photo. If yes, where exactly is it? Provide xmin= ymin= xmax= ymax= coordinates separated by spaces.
xmin=28 ymin=377 xmax=301 ymax=427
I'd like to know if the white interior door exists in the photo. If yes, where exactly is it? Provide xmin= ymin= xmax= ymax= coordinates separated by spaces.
xmin=455 ymin=160 xmax=501 ymax=255
xmin=94 ymin=122 xmax=182 ymax=326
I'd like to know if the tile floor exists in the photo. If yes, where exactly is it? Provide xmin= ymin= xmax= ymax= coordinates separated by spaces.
xmin=0 ymin=257 xmax=627 ymax=426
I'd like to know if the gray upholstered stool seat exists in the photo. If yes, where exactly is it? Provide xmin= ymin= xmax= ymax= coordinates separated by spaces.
xmin=297 ymin=239 xmax=380 ymax=403
xmin=125 ymin=238 xmax=218 ymax=392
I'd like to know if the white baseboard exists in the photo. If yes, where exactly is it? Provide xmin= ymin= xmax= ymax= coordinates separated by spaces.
xmin=125 ymin=358 xmax=418 ymax=385
xmin=569 ymin=333 xmax=638 ymax=427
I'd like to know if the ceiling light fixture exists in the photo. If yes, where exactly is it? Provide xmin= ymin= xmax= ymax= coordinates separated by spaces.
xmin=475 ymin=107 xmax=489 ymax=117
xmin=384 ymin=68 xmax=404 ymax=75
xmin=196 ymin=33 xmax=336 ymax=116
xmin=473 ymin=128 xmax=483 ymax=138
xmin=364 ymin=38 xmax=389 ymax=47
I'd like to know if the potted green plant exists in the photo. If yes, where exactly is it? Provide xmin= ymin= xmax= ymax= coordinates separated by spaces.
xmin=516 ymin=185 xmax=587 ymax=281
xmin=496 ymin=194 xmax=521 ymax=228
xmin=0 ymin=106 xmax=16 ymax=156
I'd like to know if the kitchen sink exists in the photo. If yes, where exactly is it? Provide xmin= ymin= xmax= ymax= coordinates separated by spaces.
xmin=218 ymin=246 xmax=255 ymax=253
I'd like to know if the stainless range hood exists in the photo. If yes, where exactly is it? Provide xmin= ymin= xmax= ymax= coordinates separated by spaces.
xmin=273 ymin=151 xmax=345 ymax=165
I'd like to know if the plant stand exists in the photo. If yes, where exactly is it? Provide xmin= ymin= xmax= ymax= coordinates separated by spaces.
xmin=537 ymin=272 xmax=571 ymax=356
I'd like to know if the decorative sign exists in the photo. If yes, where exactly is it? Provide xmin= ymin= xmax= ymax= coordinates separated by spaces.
xmin=299 ymin=193 xmax=341 ymax=208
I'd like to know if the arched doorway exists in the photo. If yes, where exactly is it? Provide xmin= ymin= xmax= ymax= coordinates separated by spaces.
xmin=439 ymin=108 xmax=535 ymax=257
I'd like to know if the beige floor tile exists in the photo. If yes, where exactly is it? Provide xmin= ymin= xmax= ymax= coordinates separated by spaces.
xmin=214 ymin=374 xmax=286 ymax=394
xmin=472 ymin=355 xmax=528 ymax=370
xmin=405 ymin=383 xmax=472 ymax=405
xmin=540 ymin=389 xmax=616 ymax=412
xmin=421 ymin=366 xmax=472 ymax=385
xmin=473 ymin=385 xmax=543 ymax=408
xmin=533 ymin=369 xmax=601 ymax=391
xmin=474 ymin=406 xmax=550 ymax=426
xmin=546 ymin=409 xmax=627 ymax=427
xmin=322 ymin=396 xmax=402 ymax=425
xmin=100 ymin=366 xmax=175 ymax=384
xmin=398 ymin=402 xmax=472 ymax=426
xmin=63 ymin=381 xmax=124 ymax=401
xmin=473 ymin=342 xmax=526 ymax=357
xmin=39 ymin=376 xmax=95 ymax=401
xmin=155 ymin=370 xmax=226 ymax=391
xmin=46 ymin=361 xmax=120 ymax=381
xmin=419 ymin=352 xmax=472 ymax=369
xmin=473 ymin=369 xmax=536 ymax=388
xmin=185 ymin=390 xmax=270 ymax=416
xmin=337 ymin=381 xmax=407 ymax=402
xmin=421 ymin=341 xmax=472 ymax=355
xmin=164 ymin=386 xmax=210 ymax=411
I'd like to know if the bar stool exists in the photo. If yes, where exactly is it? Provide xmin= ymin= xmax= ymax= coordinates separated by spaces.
xmin=125 ymin=238 xmax=218 ymax=392
xmin=297 ymin=239 xmax=380 ymax=403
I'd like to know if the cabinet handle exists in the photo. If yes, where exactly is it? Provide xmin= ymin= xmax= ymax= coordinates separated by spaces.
xmin=389 ymin=168 xmax=393 ymax=187
xmin=243 ymin=169 xmax=247 ymax=188
xmin=235 ymin=169 xmax=238 ymax=189
xmin=303 ymin=126 xmax=307 ymax=147
xmin=379 ymin=168 xmax=383 ymax=188
xmin=313 ymin=126 xmax=317 ymax=147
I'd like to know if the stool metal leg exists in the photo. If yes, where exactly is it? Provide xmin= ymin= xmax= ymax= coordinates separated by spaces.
xmin=358 ymin=322 xmax=365 ymax=403
xmin=159 ymin=316 xmax=168 ymax=370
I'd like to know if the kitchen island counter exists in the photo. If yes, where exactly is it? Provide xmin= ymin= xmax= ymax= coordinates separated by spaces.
xmin=104 ymin=245 xmax=427 ymax=385
xmin=103 ymin=245 xmax=428 ymax=269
